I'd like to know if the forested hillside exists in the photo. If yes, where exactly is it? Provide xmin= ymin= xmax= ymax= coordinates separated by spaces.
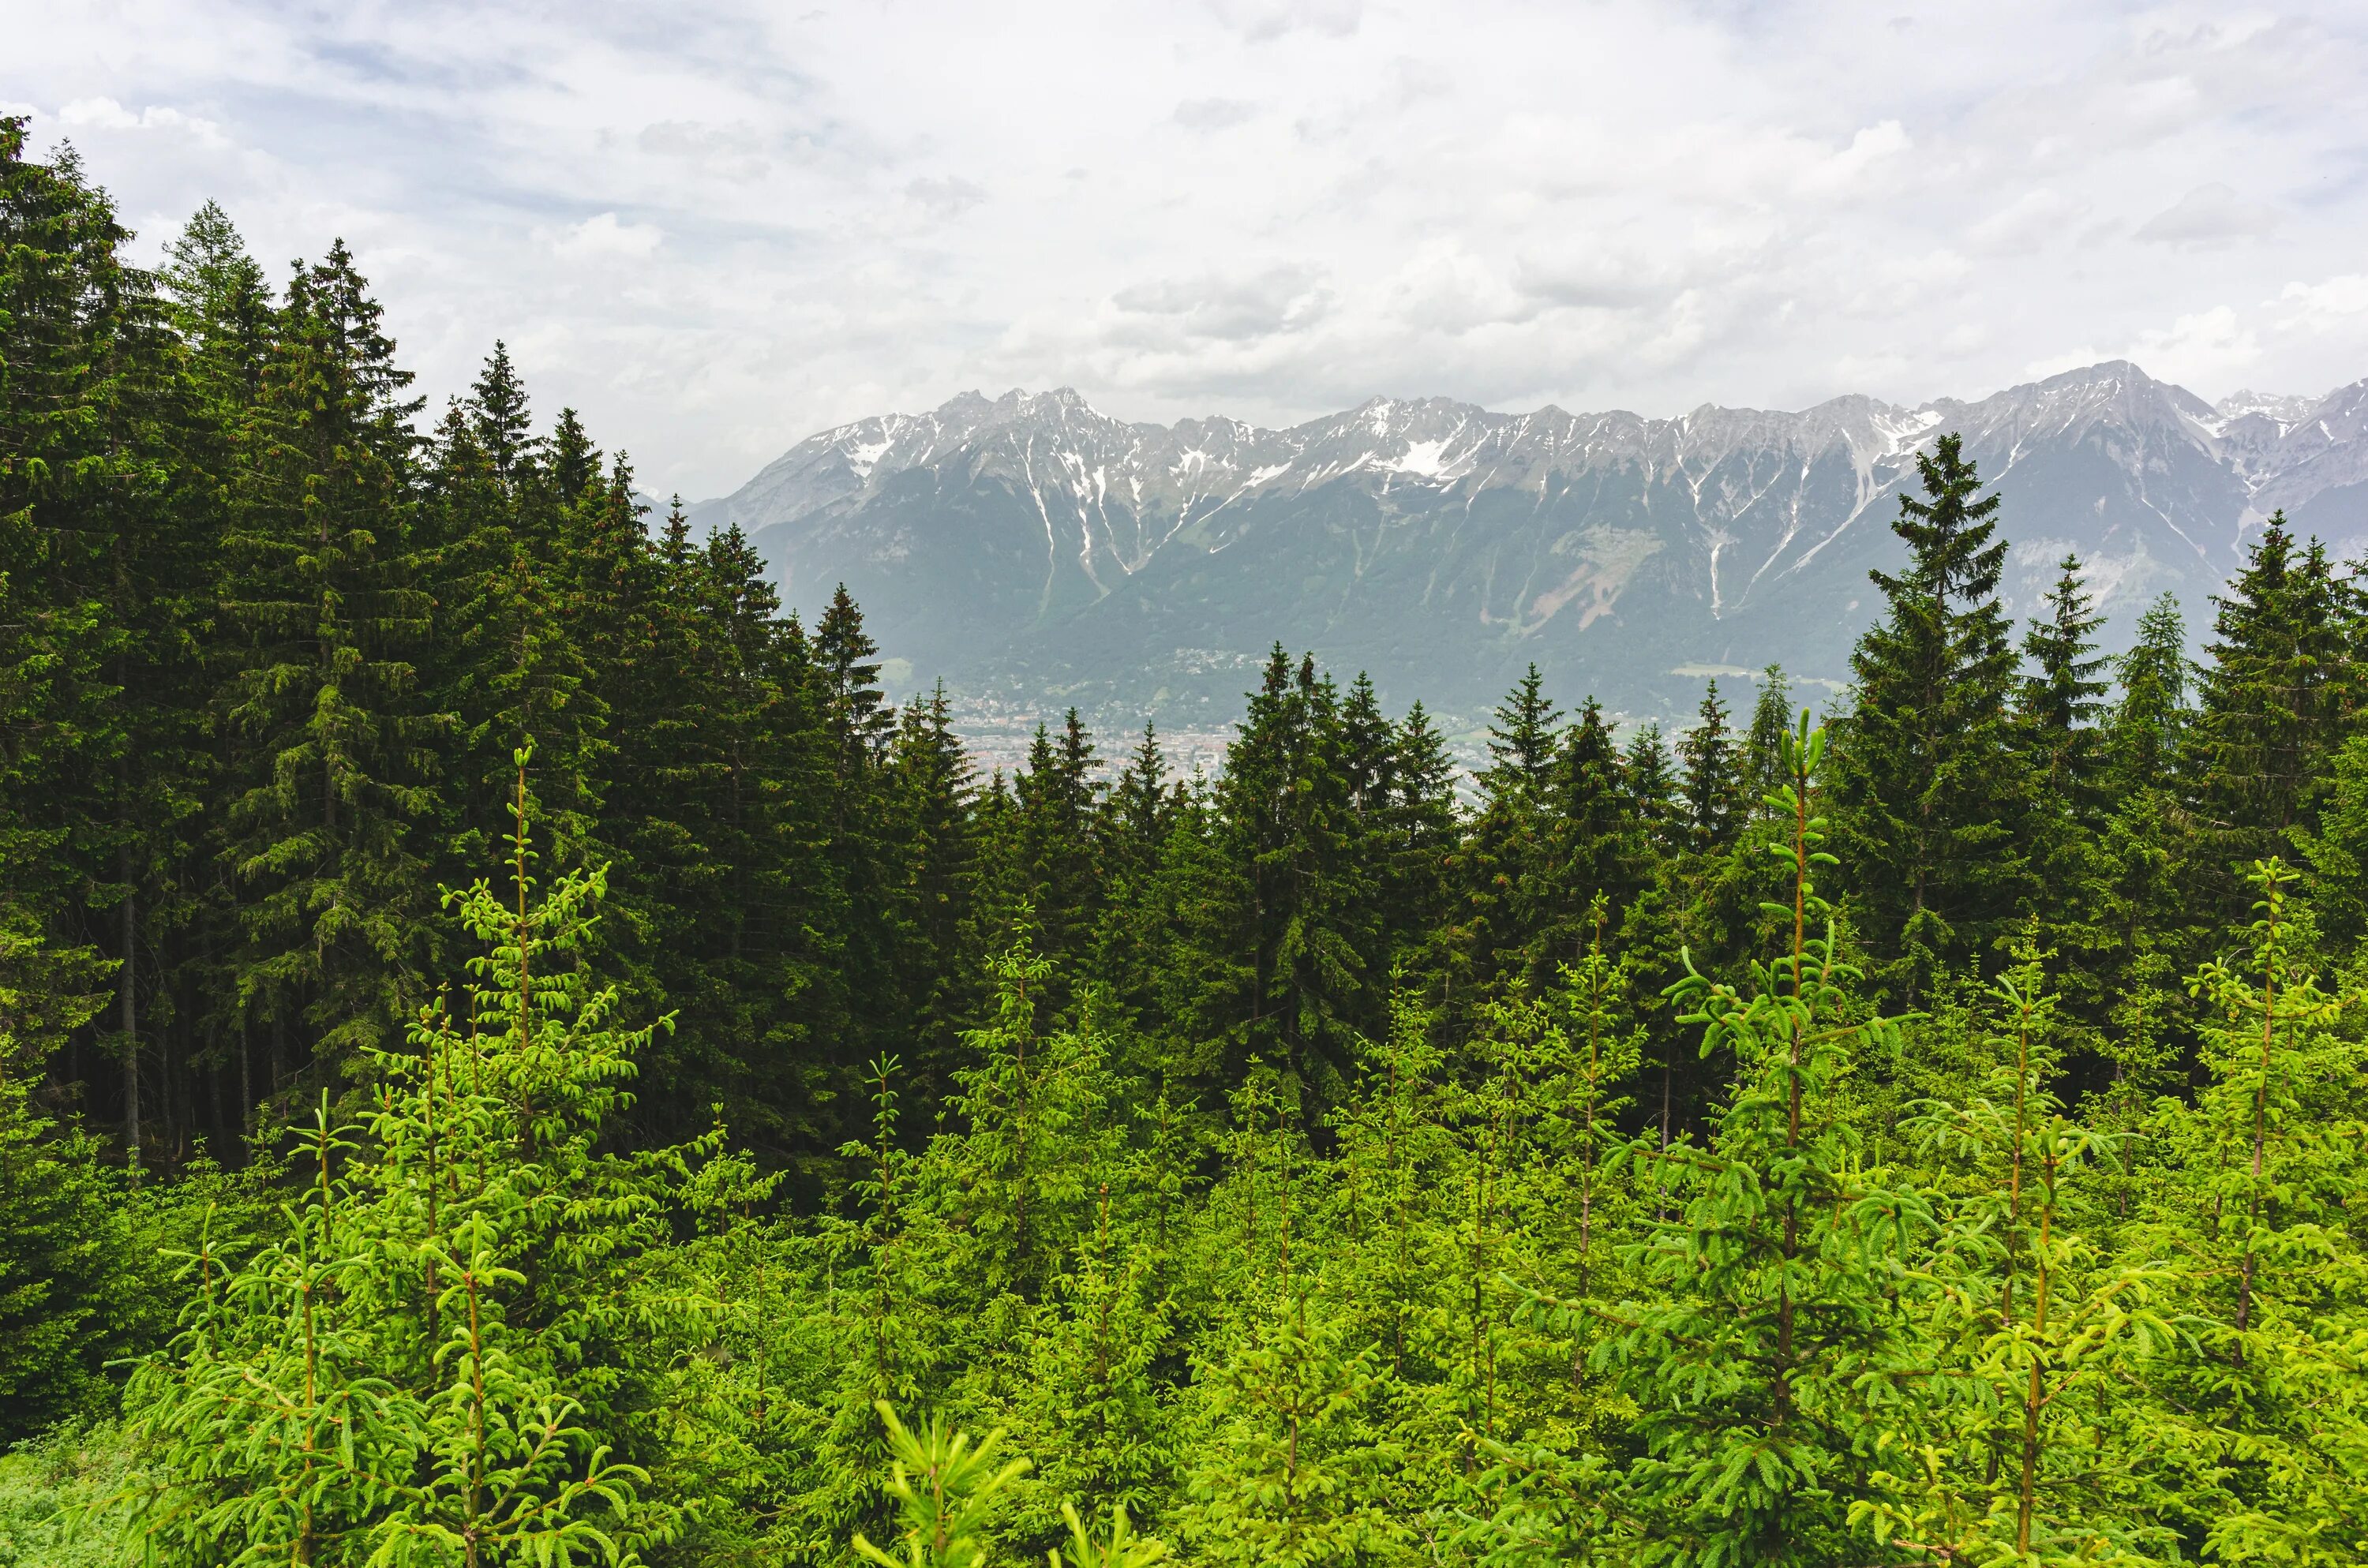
xmin=5 ymin=120 xmax=2366 ymax=1566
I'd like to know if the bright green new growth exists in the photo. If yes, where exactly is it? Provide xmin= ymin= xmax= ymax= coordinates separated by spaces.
xmin=120 ymin=756 xmax=722 ymax=1566
xmin=851 ymin=1401 xmax=1027 ymax=1568
xmin=1593 ymin=714 xmax=1924 ymax=1566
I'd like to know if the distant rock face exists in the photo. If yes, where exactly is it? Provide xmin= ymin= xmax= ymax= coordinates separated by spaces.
xmin=684 ymin=364 xmax=2368 ymax=732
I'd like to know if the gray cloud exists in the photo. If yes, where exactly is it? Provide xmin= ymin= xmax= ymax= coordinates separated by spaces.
xmin=2135 ymin=182 xmax=2281 ymax=245
xmin=904 ymin=176 xmax=987 ymax=219
xmin=1217 ymin=0 xmax=1362 ymax=43
xmin=1173 ymin=97 xmax=1257 ymax=132
xmin=1114 ymin=264 xmax=1332 ymax=340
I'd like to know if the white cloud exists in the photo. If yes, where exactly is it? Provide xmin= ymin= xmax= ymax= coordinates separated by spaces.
xmin=1798 ymin=120 xmax=1912 ymax=194
xmin=2130 ymin=305 xmax=2260 ymax=384
xmin=58 ymin=95 xmax=144 ymax=128
xmin=7 ymin=0 xmax=2368 ymax=496
xmin=553 ymin=211 xmax=663 ymax=259
xmin=2278 ymin=275 xmax=2368 ymax=327
xmin=56 ymin=97 xmax=223 ymax=142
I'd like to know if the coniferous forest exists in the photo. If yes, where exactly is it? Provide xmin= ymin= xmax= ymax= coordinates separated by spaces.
xmin=8 ymin=120 xmax=2368 ymax=1566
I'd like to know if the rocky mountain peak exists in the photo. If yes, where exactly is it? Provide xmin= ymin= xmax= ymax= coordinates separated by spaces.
xmin=682 ymin=361 xmax=2368 ymax=735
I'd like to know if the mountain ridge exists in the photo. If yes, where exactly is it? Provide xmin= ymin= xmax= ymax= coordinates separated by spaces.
xmin=681 ymin=362 xmax=2368 ymax=740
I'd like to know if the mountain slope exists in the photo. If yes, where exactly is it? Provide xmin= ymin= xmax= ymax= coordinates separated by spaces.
xmin=687 ymin=364 xmax=2368 ymax=735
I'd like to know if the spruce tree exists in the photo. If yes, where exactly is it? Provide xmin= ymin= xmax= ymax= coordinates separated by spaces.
xmin=1740 ymin=664 xmax=1795 ymax=821
xmin=1014 ymin=711 xmax=1104 ymax=994
xmin=1459 ymin=667 xmax=1563 ymax=992
xmin=1587 ymin=718 xmax=1923 ymax=1564
xmin=892 ymin=683 xmax=980 ymax=1100
xmin=0 ymin=119 xmax=216 ymax=1164
xmin=423 ymin=353 xmax=606 ymax=876
xmin=1207 ymin=649 xmax=1373 ymax=1102
xmin=1620 ymin=720 xmax=1678 ymax=856
xmin=2186 ymin=516 xmax=2359 ymax=902
xmin=1675 ymin=680 xmax=1744 ymax=852
xmin=2018 ymin=553 xmax=2109 ymax=811
xmin=123 ymin=786 xmax=729 ymax=1564
xmin=217 ymin=241 xmax=438 ymax=1085
xmin=2106 ymin=592 xmax=2189 ymax=791
xmin=1380 ymin=702 xmax=1458 ymax=980
xmin=1831 ymin=433 xmax=2032 ymax=997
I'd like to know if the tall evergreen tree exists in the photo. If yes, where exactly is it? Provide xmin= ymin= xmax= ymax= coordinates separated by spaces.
xmin=216 ymin=240 xmax=437 ymax=1090
xmin=891 ymin=683 xmax=980 ymax=1098
xmin=1013 ymin=710 xmax=1104 ymax=995
xmin=2186 ymin=515 xmax=2359 ymax=897
xmin=2018 ymin=553 xmax=2109 ymax=814
xmin=1379 ymin=702 xmax=1458 ymax=982
xmin=1458 ymin=666 xmax=1562 ymax=992
xmin=2105 ymin=591 xmax=2190 ymax=790
xmin=0 ymin=121 xmax=229 ymax=1165
xmin=1206 ymin=649 xmax=1373 ymax=1103
xmin=1621 ymin=721 xmax=1678 ymax=855
xmin=1740 ymin=664 xmax=1795 ymax=821
xmin=1831 ymin=433 xmax=2032 ymax=997
xmin=1675 ymin=680 xmax=1743 ymax=852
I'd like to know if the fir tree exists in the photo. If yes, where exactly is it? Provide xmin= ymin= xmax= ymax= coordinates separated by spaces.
xmin=1675 ymin=679 xmax=1744 ymax=852
xmin=1620 ymin=720 xmax=1677 ymax=855
xmin=2107 ymin=591 xmax=2190 ymax=790
xmin=1208 ymin=649 xmax=1374 ymax=1103
xmin=2186 ymin=516 xmax=2359 ymax=901
xmin=1576 ymin=718 xmax=1923 ymax=1564
xmin=219 ymin=241 xmax=439 ymax=1087
xmin=123 ymin=782 xmax=734 ymax=1563
xmin=1380 ymin=702 xmax=1458 ymax=980
xmin=1832 ymin=433 xmax=2033 ymax=997
xmin=1459 ymin=667 xmax=1564 ymax=992
xmin=2018 ymin=553 xmax=2109 ymax=812
xmin=1740 ymin=664 xmax=1795 ymax=821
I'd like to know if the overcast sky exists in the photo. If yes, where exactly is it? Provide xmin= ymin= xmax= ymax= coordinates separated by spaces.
xmin=11 ymin=2 xmax=2368 ymax=498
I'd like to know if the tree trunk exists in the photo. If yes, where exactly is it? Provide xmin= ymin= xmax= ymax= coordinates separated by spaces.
xmin=120 ymin=849 xmax=140 ymax=1177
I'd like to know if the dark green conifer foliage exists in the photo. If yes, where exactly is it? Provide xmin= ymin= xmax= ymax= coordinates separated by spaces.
xmin=1014 ymin=712 xmax=1104 ymax=995
xmin=1675 ymin=680 xmax=1744 ymax=852
xmin=1740 ymin=664 xmax=1794 ymax=820
xmin=546 ymin=407 xmax=600 ymax=505
xmin=1552 ymin=699 xmax=1634 ymax=897
xmin=0 ymin=1071 xmax=148 ymax=1440
xmin=1459 ymin=666 xmax=1562 ymax=992
xmin=2018 ymin=553 xmax=2109 ymax=810
xmin=2013 ymin=556 xmax=2114 ymax=1035
xmin=0 ymin=120 xmax=222 ymax=1164
xmin=2106 ymin=592 xmax=2189 ymax=790
xmin=425 ymin=351 xmax=606 ymax=875
xmin=1620 ymin=720 xmax=1678 ymax=855
xmin=892 ymin=683 xmax=980 ymax=1098
xmin=1207 ymin=649 xmax=1373 ymax=1104
xmin=217 ymin=240 xmax=439 ymax=1085
xmin=1380 ymin=702 xmax=1458 ymax=981
xmin=1097 ymin=723 xmax=1175 ymax=1023
xmin=1832 ymin=433 xmax=2032 ymax=997
xmin=2186 ymin=516 xmax=2359 ymax=901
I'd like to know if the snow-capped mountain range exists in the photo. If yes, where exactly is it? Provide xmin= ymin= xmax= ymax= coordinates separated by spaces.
xmin=681 ymin=362 xmax=2368 ymax=732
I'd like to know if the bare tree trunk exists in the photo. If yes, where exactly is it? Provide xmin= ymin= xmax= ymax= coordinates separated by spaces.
xmin=120 ymin=848 xmax=140 ymax=1178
